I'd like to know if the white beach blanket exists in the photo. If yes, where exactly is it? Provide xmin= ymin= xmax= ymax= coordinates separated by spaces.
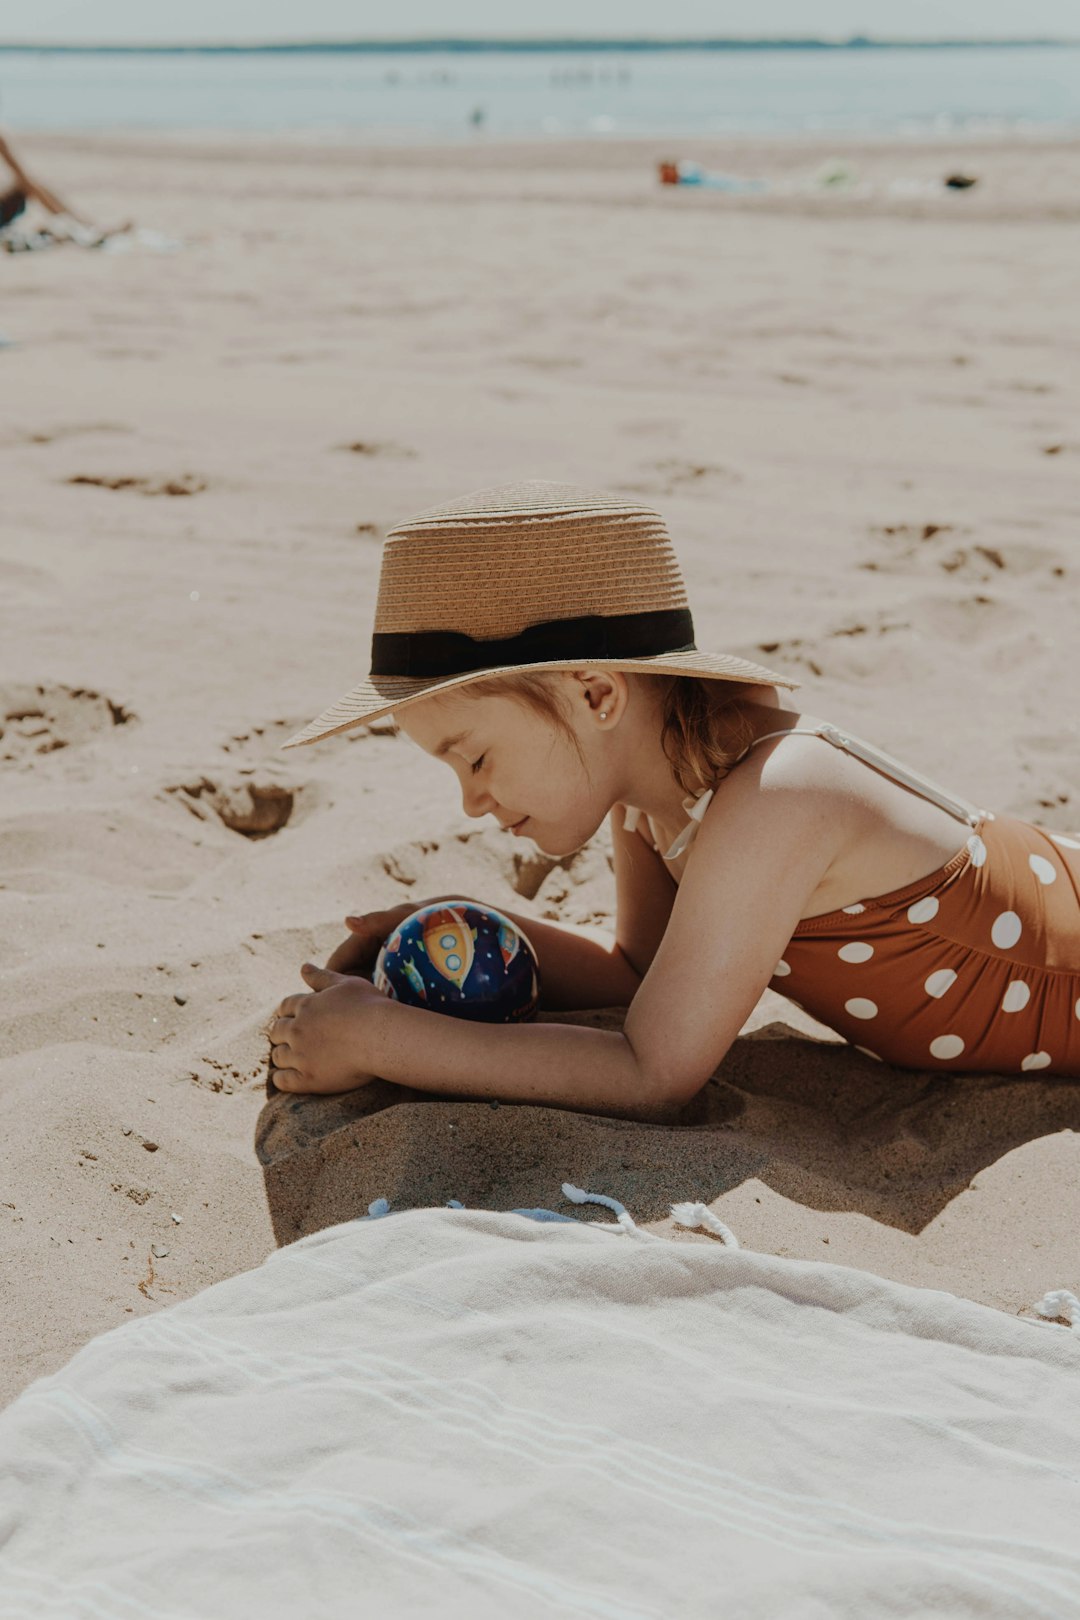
xmin=1 ymin=1206 xmax=1079 ymax=1619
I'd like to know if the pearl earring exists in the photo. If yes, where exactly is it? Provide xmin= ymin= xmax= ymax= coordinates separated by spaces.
xmin=599 ymin=711 xmax=608 ymax=720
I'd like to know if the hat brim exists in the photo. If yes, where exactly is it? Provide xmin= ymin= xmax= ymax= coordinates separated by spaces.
xmin=281 ymin=650 xmax=798 ymax=749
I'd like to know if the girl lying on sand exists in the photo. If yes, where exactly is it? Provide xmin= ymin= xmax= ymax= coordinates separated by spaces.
xmin=269 ymin=481 xmax=1080 ymax=1109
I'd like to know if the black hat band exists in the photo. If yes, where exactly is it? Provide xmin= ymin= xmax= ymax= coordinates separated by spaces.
xmin=371 ymin=607 xmax=696 ymax=681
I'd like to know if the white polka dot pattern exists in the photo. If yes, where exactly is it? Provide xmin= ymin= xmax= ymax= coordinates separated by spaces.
xmin=844 ymin=998 xmax=878 ymax=1020
xmin=781 ymin=810 xmax=1080 ymax=1077
xmin=990 ymin=911 xmax=1022 ymax=950
xmin=1001 ymin=980 xmax=1031 ymax=1014
xmin=772 ymin=960 xmax=791 ymax=978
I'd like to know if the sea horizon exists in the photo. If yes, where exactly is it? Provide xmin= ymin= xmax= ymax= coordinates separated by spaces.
xmin=2 ymin=36 xmax=1079 ymax=55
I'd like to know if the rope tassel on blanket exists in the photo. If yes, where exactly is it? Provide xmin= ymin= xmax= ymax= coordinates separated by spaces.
xmin=1034 ymin=1289 xmax=1080 ymax=1330
xmin=561 ymin=1183 xmax=665 ymax=1240
xmin=670 ymin=1202 xmax=741 ymax=1248
xmin=368 ymin=1185 xmax=744 ymax=1245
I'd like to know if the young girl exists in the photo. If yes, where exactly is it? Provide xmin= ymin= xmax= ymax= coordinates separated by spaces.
xmin=269 ymin=480 xmax=1080 ymax=1109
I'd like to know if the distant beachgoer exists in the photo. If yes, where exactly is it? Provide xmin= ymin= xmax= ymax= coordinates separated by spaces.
xmin=0 ymin=131 xmax=86 ymax=227
xmin=0 ymin=130 xmax=131 ymax=248
xmin=658 ymin=159 xmax=766 ymax=194
xmin=267 ymin=482 xmax=1080 ymax=1103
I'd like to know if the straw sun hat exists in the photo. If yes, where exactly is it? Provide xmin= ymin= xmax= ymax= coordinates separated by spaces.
xmin=283 ymin=480 xmax=796 ymax=749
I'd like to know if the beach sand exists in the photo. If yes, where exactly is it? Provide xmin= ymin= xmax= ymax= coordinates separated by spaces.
xmin=2 ymin=130 xmax=1079 ymax=1403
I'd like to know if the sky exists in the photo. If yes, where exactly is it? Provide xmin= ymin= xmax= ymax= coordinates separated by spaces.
xmin=0 ymin=1 xmax=1077 ymax=46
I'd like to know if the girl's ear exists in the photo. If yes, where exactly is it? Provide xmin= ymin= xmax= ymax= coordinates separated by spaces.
xmin=572 ymin=669 xmax=628 ymax=722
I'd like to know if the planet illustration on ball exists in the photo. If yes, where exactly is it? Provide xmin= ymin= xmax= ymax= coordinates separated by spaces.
xmin=373 ymin=901 xmax=541 ymax=1023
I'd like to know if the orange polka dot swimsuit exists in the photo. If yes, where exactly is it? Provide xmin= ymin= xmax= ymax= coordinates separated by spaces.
xmin=630 ymin=723 xmax=1080 ymax=1077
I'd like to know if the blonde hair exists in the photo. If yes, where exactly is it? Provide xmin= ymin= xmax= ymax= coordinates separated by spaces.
xmin=460 ymin=670 xmax=758 ymax=796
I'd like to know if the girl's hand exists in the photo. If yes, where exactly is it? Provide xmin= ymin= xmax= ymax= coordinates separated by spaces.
xmin=324 ymin=903 xmax=415 ymax=976
xmin=324 ymin=897 xmax=467 ymax=976
xmin=269 ymin=964 xmax=385 ymax=1095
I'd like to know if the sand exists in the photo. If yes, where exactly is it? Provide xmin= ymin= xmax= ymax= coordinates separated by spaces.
xmin=2 ymin=129 xmax=1079 ymax=1405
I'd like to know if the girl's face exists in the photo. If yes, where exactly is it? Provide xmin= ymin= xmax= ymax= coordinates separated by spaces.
xmin=396 ymin=677 xmax=615 ymax=858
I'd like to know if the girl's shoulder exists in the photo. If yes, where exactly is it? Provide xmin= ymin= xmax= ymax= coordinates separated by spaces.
xmin=723 ymin=706 xmax=857 ymax=798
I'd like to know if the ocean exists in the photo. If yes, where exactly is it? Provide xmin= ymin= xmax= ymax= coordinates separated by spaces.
xmin=1 ymin=43 xmax=1079 ymax=141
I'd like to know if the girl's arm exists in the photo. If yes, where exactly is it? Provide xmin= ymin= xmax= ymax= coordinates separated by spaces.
xmin=274 ymin=756 xmax=847 ymax=1116
xmin=331 ymin=896 xmax=641 ymax=1010
xmin=621 ymin=755 xmax=847 ymax=1102
xmin=362 ymin=990 xmax=656 ymax=1117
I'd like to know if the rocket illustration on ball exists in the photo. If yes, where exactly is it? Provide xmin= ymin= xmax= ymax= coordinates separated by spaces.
xmin=399 ymin=956 xmax=428 ymax=1002
xmin=421 ymin=907 xmax=477 ymax=990
xmin=497 ymin=920 xmax=520 ymax=970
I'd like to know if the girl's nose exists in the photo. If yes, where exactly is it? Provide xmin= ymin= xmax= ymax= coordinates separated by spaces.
xmin=461 ymin=779 xmax=495 ymax=819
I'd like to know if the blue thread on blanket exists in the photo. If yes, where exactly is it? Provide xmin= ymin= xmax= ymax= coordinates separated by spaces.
xmin=361 ymin=1187 xmax=666 ymax=1234
xmin=373 ymin=1195 xmax=584 ymax=1224
xmin=359 ymin=1188 xmax=1080 ymax=1326
xmin=366 ymin=1186 xmax=711 ymax=1241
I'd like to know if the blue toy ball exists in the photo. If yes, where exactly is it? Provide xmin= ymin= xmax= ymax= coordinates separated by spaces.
xmin=373 ymin=900 xmax=541 ymax=1023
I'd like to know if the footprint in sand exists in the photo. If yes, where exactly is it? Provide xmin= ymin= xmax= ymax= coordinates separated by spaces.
xmin=621 ymin=460 xmax=741 ymax=500
xmin=218 ymin=719 xmax=303 ymax=758
xmin=745 ymin=597 xmax=1013 ymax=685
xmin=164 ymin=775 xmax=306 ymax=839
xmin=861 ymin=523 xmax=1066 ymax=584
xmin=652 ymin=459 xmax=741 ymax=493
xmin=0 ymin=683 xmax=135 ymax=766
xmin=860 ymin=522 xmax=962 ymax=575
xmin=17 ymin=422 xmax=131 ymax=446
xmin=218 ymin=717 xmax=395 ymax=759
xmin=338 ymin=441 xmax=417 ymax=460
xmin=748 ymin=625 xmax=917 ymax=683
xmin=166 ymin=716 xmax=364 ymax=834
xmin=503 ymin=839 xmax=613 ymax=923
xmin=67 ymin=473 xmax=207 ymax=497
xmin=369 ymin=823 xmax=614 ymax=928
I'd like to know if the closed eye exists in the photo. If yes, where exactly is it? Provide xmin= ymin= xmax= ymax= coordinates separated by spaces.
xmin=470 ymin=754 xmax=487 ymax=775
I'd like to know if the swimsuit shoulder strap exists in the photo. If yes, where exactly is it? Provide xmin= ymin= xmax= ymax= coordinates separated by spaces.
xmin=737 ymin=723 xmax=985 ymax=828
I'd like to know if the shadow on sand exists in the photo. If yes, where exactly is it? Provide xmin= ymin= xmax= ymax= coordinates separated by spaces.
xmin=255 ymin=1009 xmax=1080 ymax=1247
